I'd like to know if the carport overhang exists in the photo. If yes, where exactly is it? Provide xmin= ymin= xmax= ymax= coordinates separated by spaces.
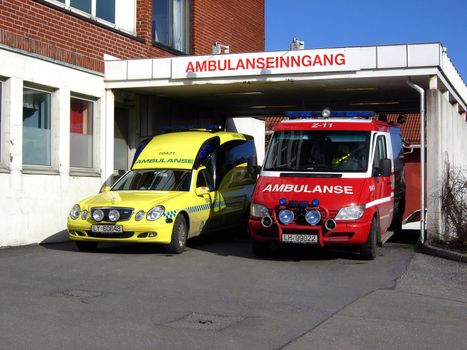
xmin=104 ymin=43 xmax=466 ymax=117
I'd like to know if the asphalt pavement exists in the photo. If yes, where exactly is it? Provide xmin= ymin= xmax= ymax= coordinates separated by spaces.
xmin=0 ymin=233 xmax=465 ymax=350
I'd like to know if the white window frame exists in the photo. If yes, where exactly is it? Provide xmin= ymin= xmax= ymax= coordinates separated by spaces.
xmin=69 ymin=94 xmax=100 ymax=176
xmin=43 ymin=0 xmax=136 ymax=35
xmin=22 ymin=85 xmax=59 ymax=174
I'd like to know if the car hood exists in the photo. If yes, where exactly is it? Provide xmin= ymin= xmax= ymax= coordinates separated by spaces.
xmin=80 ymin=191 xmax=186 ymax=211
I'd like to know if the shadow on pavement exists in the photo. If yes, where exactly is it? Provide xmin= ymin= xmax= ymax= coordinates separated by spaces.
xmin=40 ymin=227 xmax=419 ymax=261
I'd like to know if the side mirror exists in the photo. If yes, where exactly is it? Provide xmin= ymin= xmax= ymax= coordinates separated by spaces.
xmin=379 ymin=158 xmax=392 ymax=177
xmin=195 ymin=186 xmax=211 ymax=196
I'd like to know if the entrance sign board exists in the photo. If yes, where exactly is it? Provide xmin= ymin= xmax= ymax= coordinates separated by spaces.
xmin=171 ymin=48 xmax=360 ymax=79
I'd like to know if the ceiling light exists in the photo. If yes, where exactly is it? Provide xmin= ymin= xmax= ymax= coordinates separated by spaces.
xmin=350 ymin=101 xmax=399 ymax=106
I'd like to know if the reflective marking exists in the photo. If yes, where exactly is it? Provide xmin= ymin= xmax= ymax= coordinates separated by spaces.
xmin=365 ymin=194 xmax=394 ymax=209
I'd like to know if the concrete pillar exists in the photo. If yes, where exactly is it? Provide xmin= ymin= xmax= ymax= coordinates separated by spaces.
xmin=426 ymin=89 xmax=443 ymax=242
xmin=56 ymin=88 xmax=70 ymax=175
xmin=103 ymin=89 xmax=115 ymax=185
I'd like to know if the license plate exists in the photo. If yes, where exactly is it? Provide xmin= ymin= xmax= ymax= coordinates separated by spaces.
xmin=282 ymin=234 xmax=318 ymax=244
xmin=91 ymin=225 xmax=123 ymax=233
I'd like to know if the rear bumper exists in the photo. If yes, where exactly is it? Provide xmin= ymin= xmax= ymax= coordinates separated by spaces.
xmin=249 ymin=217 xmax=372 ymax=247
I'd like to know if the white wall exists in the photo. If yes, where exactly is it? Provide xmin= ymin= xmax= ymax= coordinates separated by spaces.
xmin=226 ymin=118 xmax=266 ymax=165
xmin=427 ymin=89 xmax=467 ymax=241
xmin=0 ymin=49 xmax=107 ymax=246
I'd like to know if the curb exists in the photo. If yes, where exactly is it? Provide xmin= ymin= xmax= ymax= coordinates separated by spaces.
xmin=420 ymin=242 xmax=467 ymax=263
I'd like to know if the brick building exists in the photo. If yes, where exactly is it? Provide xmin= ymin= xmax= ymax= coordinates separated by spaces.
xmin=0 ymin=0 xmax=265 ymax=246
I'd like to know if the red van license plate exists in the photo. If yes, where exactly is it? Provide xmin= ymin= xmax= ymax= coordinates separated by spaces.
xmin=282 ymin=234 xmax=318 ymax=244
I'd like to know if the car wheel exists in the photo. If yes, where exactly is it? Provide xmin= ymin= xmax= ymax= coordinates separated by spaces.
xmin=75 ymin=241 xmax=98 ymax=252
xmin=360 ymin=218 xmax=377 ymax=260
xmin=165 ymin=215 xmax=187 ymax=254
xmin=252 ymin=240 xmax=270 ymax=256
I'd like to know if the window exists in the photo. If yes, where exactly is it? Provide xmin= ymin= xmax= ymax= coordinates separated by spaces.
xmin=70 ymin=97 xmax=93 ymax=168
xmin=372 ymin=135 xmax=387 ymax=174
xmin=50 ymin=0 xmax=119 ymax=24
xmin=23 ymin=88 xmax=52 ymax=166
xmin=152 ymin=0 xmax=191 ymax=53
xmin=70 ymin=0 xmax=91 ymax=13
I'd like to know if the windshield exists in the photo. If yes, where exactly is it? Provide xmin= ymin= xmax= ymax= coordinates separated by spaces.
xmin=112 ymin=169 xmax=192 ymax=191
xmin=264 ymin=131 xmax=371 ymax=172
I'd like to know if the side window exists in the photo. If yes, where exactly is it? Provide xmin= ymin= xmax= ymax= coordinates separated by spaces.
xmin=390 ymin=128 xmax=404 ymax=171
xmin=196 ymin=169 xmax=214 ymax=190
xmin=216 ymin=139 xmax=256 ymax=188
xmin=372 ymin=135 xmax=387 ymax=173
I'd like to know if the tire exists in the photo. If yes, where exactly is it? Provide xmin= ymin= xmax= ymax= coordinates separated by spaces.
xmin=75 ymin=241 xmax=98 ymax=252
xmin=360 ymin=218 xmax=377 ymax=260
xmin=165 ymin=215 xmax=188 ymax=254
xmin=252 ymin=241 xmax=270 ymax=256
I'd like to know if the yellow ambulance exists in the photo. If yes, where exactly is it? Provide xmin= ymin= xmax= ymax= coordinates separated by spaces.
xmin=67 ymin=130 xmax=257 ymax=253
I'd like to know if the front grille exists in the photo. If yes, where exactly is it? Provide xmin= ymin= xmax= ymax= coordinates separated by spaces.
xmin=90 ymin=207 xmax=134 ymax=222
xmin=87 ymin=232 xmax=134 ymax=238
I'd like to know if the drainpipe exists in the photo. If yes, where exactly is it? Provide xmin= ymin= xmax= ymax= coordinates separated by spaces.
xmin=407 ymin=80 xmax=426 ymax=244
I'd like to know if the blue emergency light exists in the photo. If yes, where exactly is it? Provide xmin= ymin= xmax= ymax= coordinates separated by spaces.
xmin=286 ymin=110 xmax=375 ymax=119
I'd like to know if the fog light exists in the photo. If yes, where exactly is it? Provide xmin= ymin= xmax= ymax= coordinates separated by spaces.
xmin=148 ymin=232 xmax=157 ymax=238
xmin=278 ymin=210 xmax=294 ymax=225
xmin=305 ymin=210 xmax=321 ymax=225
xmin=81 ymin=210 xmax=88 ymax=220
xmin=108 ymin=209 xmax=120 ymax=222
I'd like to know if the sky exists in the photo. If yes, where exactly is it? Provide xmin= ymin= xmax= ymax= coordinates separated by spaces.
xmin=265 ymin=0 xmax=467 ymax=82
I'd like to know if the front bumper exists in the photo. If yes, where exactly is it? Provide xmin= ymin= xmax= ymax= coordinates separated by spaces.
xmin=67 ymin=219 xmax=174 ymax=244
xmin=249 ymin=216 xmax=372 ymax=247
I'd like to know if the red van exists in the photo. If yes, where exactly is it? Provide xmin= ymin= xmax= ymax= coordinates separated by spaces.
xmin=249 ymin=110 xmax=405 ymax=260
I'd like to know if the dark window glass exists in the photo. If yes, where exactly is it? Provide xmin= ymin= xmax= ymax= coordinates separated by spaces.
xmin=196 ymin=169 xmax=214 ymax=190
xmin=264 ymin=131 xmax=370 ymax=173
xmin=113 ymin=169 xmax=192 ymax=191
xmin=71 ymin=0 xmax=91 ymax=13
xmin=96 ymin=0 xmax=115 ymax=23
xmin=152 ymin=0 xmax=190 ymax=52
xmin=372 ymin=135 xmax=387 ymax=170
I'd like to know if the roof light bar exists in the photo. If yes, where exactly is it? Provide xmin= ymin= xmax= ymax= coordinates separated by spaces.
xmin=286 ymin=110 xmax=375 ymax=119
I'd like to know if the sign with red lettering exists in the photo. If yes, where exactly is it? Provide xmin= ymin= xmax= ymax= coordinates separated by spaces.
xmin=171 ymin=48 xmax=360 ymax=79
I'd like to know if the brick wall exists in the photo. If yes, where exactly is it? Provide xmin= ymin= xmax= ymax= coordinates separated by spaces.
xmin=192 ymin=0 xmax=264 ymax=54
xmin=0 ymin=0 xmax=264 ymax=72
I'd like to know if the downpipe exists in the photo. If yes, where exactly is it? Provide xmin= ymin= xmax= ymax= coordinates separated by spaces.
xmin=406 ymin=79 xmax=426 ymax=244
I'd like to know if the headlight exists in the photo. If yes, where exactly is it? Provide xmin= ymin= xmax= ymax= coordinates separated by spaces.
xmin=147 ymin=206 xmax=165 ymax=221
xmin=335 ymin=205 xmax=365 ymax=220
xmin=305 ymin=210 xmax=321 ymax=225
xmin=251 ymin=203 xmax=269 ymax=218
xmin=92 ymin=209 xmax=104 ymax=222
xmin=70 ymin=204 xmax=80 ymax=220
xmin=135 ymin=210 xmax=145 ymax=221
xmin=278 ymin=209 xmax=294 ymax=225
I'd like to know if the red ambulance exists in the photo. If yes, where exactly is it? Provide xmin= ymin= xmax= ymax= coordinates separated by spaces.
xmin=249 ymin=110 xmax=405 ymax=260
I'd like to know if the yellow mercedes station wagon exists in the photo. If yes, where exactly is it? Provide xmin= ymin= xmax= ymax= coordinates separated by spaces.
xmin=67 ymin=130 xmax=257 ymax=253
